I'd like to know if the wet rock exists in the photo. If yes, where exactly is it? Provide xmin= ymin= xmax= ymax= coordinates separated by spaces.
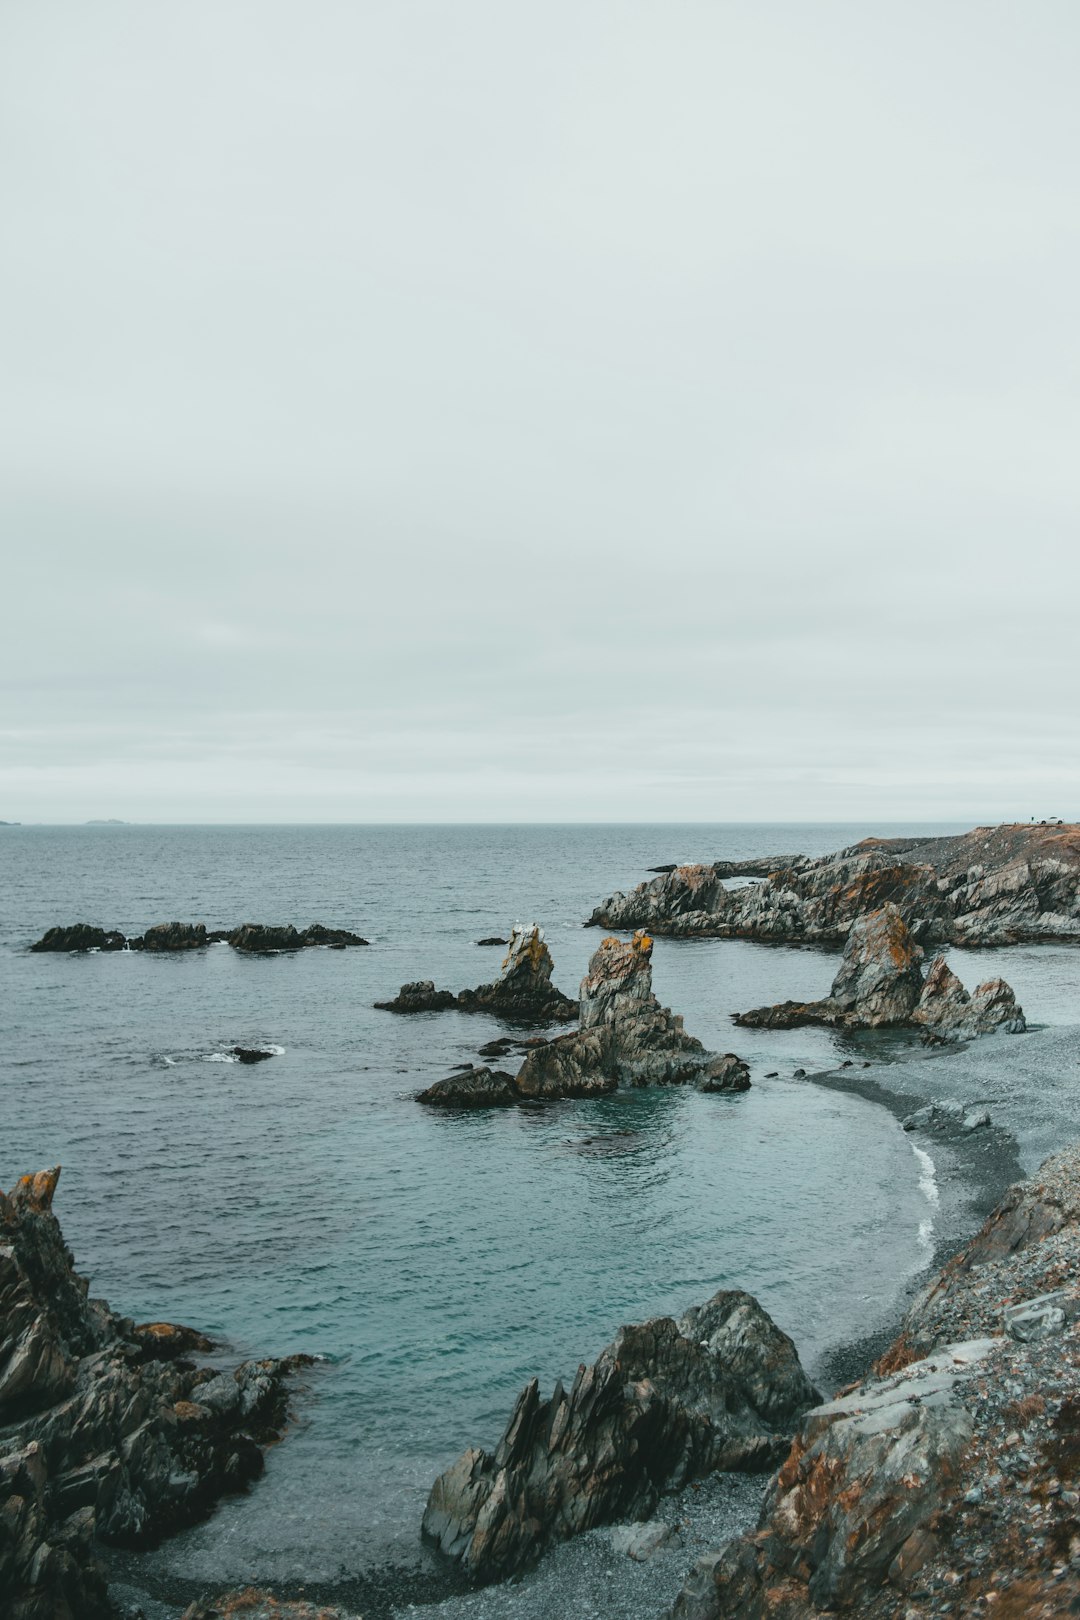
xmin=422 ymin=1289 xmax=818 ymax=1581
xmin=29 ymin=923 xmax=127 ymax=953
xmin=476 ymin=936 xmax=507 ymax=946
xmin=0 ymin=1167 xmax=309 ymax=1620
xmin=698 ymin=1054 xmax=752 ymax=1092
xmin=589 ymin=822 xmax=1080 ymax=946
xmin=181 ymin=1593 xmax=360 ymax=1620
xmin=375 ymin=979 xmax=459 ymax=1013
xmin=231 ymin=1047 xmax=276 ymax=1064
xmin=736 ymin=906 xmax=1024 ymax=1042
xmin=417 ymin=1067 xmax=520 ymax=1108
xmin=295 ymin=923 xmax=369 ymax=947
xmin=137 ymin=921 xmax=208 ymax=951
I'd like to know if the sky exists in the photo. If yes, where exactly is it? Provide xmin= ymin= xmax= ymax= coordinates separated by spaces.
xmin=3 ymin=1 xmax=1079 ymax=823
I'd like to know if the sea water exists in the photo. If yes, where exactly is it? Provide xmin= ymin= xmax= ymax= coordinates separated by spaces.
xmin=2 ymin=822 xmax=1073 ymax=1599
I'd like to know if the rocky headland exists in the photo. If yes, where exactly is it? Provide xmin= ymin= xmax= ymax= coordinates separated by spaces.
xmin=422 ymin=1289 xmax=818 ymax=1582
xmin=29 ymin=922 xmax=369 ymax=953
xmin=735 ymin=903 xmax=1026 ymax=1040
xmin=0 ymin=1168 xmax=308 ymax=1620
xmin=668 ymin=1141 xmax=1080 ymax=1620
xmin=417 ymin=929 xmax=749 ymax=1106
xmin=588 ymin=822 xmax=1080 ymax=946
xmin=375 ymin=924 xmax=577 ymax=1022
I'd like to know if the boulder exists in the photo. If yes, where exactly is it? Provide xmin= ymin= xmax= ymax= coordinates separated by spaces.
xmin=735 ymin=905 xmax=1024 ymax=1041
xmin=136 ymin=921 xmax=208 ymax=951
xmin=417 ymin=1067 xmax=520 ymax=1108
xmin=231 ymin=1047 xmax=276 ymax=1064
xmin=29 ymin=924 xmax=127 ymax=953
xmin=182 ymin=1592 xmax=360 ymax=1620
xmin=227 ymin=924 xmax=305 ymax=953
xmin=0 ymin=1168 xmax=309 ymax=1620
xmin=296 ymin=923 xmax=369 ymax=947
xmin=375 ymin=979 xmax=459 ymax=1013
xmin=422 ymin=1289 xmax=818 ymax=1581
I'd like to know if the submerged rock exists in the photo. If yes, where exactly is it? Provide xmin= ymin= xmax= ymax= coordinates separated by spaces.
xmin=0 ymin=1167 xmax=309 ymax=1620
xmin=735 ymin=904 xmax=1025 ymax=1041
xmin=589 ymin=821 xmax=1080 ymax=946
xmin=377 ymin=924 xmax=576 ymax=1022
xmin=422 ymin=1289 xmax=818 ymax=1581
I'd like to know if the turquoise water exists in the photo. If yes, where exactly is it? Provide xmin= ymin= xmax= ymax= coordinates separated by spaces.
xmin=2 ymin=820 xmax=1064 ymax=1590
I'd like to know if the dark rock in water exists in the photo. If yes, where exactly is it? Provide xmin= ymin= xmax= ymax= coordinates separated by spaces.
xmin=29 ymin=923 xmax=126 ymax=953
xmin=648 ymin=863 xmax=679 ymax=873
xmin=297 ymin=923 xmax=369 ymax=947
xmin=735 ymin=904 xmax=1025 ymax=1042
xmin=376 ymin=925 xmax=576 ymax=1022
xmin=478 ymin=1038 xmax=516 ymax=1057
xmin=375 ymin=979 xmax=459 ymax=1013
xmin=417 ymin=1068 xmax=520 ymax=1108
xmin=0 ymin=1167 xmax=309 ymax=1620
xmin=231 ymin=1047 xmax=276 ymax=1064
xmin=136 ymin=921 xmax=208 ymax=952
xmin=589 ymin=821 xmax=1080 ymax=946
xmin=422 ymin=1289 xmax=818 ymax=1581
xmin=227 ymin=921 xmax=369 ymax=952
xmin=476 ymin=936 xmax=507 ymax=946
xmin=455 ymin=924 xmax=578 ymax=1022
xmin=516 ymin=931 xmax=748 ymax=1098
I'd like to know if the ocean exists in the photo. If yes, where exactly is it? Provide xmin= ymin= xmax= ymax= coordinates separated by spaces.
xmin=3 ymin=821 xmax=1074 ymax=1611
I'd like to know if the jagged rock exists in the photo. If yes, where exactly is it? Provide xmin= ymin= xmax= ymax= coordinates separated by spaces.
xmin=181 ymin=1593 xmax=360 ymax=1620
xmin=0 ymin=1168 xmax=308 ymax=1620
xmin=513 ymin=1028 xmax=618 ymax=1099
xmin=422 ymin=1289 xmax=818 ymax=1581
xmin=377 ymin=925 xmax=576 ymax=1022
xmin=296 ymin=923 xmax=369 ymax=947
xmin=416 ymin=1067 xmax=520 ymax=1108
xmin=911 ymin=955 xmax=1026 ymax=1039
xmin=137 ymin=921 xmax=208 ymax=951
xmin=736 ymin=905 xmax=1024 ymax=1041
xmin=698 ymin=1054 xmax=752 ymax=1092
xmin=590 ymin=822 xmax=1080 ymax=945
xmin=375 ymin=979 xmax=459 ymax=1013
xmin=29 ymin=924 xmax=126 ymax=953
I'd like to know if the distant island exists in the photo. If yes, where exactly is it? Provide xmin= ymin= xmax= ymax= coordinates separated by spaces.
xmin=84 ymin=819 xmax=128 ymax=825
xmin=0 ymin=819 xmax=20 ymax=826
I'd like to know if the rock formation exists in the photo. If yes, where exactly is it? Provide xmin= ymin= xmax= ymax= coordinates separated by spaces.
xmin=28 ymin=921 xmax=369 ymax=952
xmin=668 ymin=1142 xmax=1080 ymax=1620
xmin=0 ymin=1167 xmax=308 ymax=1620
xmin=422 ymin=1289 xmax=818 ymax=1581
xmin=181 ymin=1595 xmax=360 ymax=1620
xmin=376 ymin=924 xmax=577 ymax=1022
xmin=589 ymin=822 xmax=1080 ymax=946
xmin=734 ymin=904 xmax=1025 ymax=1040
xmin=418 ymin=931 xmax=750 ymax=1105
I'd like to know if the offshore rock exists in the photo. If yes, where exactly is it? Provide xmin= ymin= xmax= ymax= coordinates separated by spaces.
xmin=667 ymin=1143 xmax=1080 ymax=1620
xmin=516 ymin=931 xmax=749 ymax=1096
xmin=136 ymin=921 xmax=208 ymax=951
xmin=377 ymin=924 xmax=576 ymax=1022
xmin=416 ymin=1066 xmax=520 ymax=1108
xmin=589 ymin=822 xmax=1080 ymax=945
xmin=422 ymin=1289 xmax=818 ymax=1581
xmin=735 ymin=904 xmax=1025 ymax=1040
xmin=228 ymin=923 xmax=369 ymax=952
xmin=29 ymin=923 xmax=126 ymax=953
xmin=0 ymin=1167 xmax=309 ymax=1620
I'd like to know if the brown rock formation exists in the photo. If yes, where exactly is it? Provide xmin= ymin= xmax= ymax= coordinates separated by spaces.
xmin=589 ymin=822 xmax=1080 ymax=946
xmin=422 ymin=1290 xmax=818 ymax=1581
xmin=377 ymin=924 xmax=577 ymax=1022
xmin=735 ymin=904 xmax=1025 ymax=1040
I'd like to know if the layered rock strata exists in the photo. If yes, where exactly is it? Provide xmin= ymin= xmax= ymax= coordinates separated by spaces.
xmin=668 ymin=1143 xmax=1080 ymax=1620
xmin=422 ymin=1290 xmax=818 ymax=1581
xmin=0 ymin=1168 xmax=308 ymax=1620
xmin=417 ymin=930 xmax=750 ymax=1105
xmin=376 ymin=924 xmax=577 ymax=1022
xmin=589 ymin=822 xmax=1080 ymax=946
xmin=735 ymin=904 xmax=1025 ymax=1040
xmin=29 ymin=922 xmax=368 ymax=952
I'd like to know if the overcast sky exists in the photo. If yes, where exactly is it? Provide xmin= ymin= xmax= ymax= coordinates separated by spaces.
xmin=3 ymin=2 xmax=1078 ymax=823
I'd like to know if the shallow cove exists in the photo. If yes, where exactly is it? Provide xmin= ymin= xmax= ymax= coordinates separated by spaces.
xmin=0 ymin=820 xmax=985 ymax=1592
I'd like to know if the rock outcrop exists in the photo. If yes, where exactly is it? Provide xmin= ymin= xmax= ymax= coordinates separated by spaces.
xmin=28 ymin=921 xmax=369 ymax=953
xmin=735 ymin=904 xmax=1025 ymax=1040
xmin=668 ymin=1143 xmax=1080 ymax=1620
xmin=181 ymin=1594 xmax=359 ymax=1620
xmin=376 ymin=925 xmax=577 ymax=1023
xmin=416 ymin=1067 xmax=520 ymax=1108
xmin=0 ymin=1168 xmax=308 ymax=1620
xmin=422 ymin=1289 xmax=818 ymax=1581
xmin=589 ymin=822 xmax=1080 ymax=946
xmin=516 ymin=932 xmax=750 ymax=1097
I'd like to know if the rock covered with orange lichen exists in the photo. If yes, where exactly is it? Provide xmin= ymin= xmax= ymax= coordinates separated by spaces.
xmin=0 ymin=1168 xmax=310 ymax=1620
xmin=735 ymin=904 xmax=1025 ymax=1040
xmin=589 ymin=822 xmax=1080 ymax=946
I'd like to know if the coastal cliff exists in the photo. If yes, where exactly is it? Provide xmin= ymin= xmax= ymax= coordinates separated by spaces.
xmin=669 ymin=1143 xmax=1080 ymax=1620
xmin=588 ymin=823 xmax=1080 ymax=946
